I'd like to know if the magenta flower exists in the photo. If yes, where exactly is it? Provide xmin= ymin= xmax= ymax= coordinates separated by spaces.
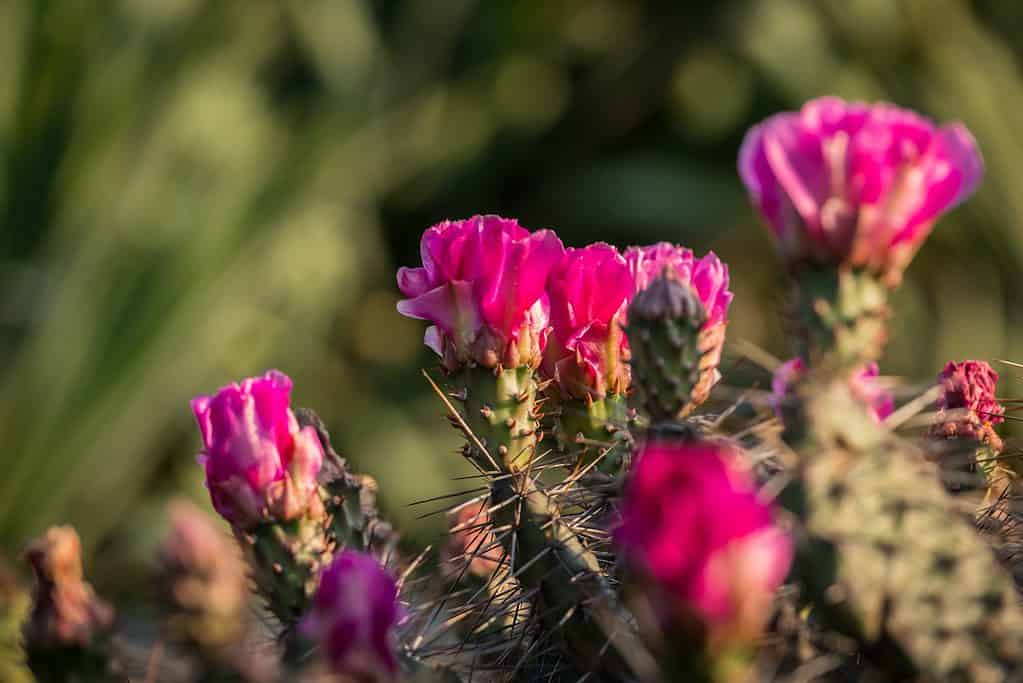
xmin=397 ymin=215 xmax=565 ymax=370
xmin=616 ymin=441 xmax=791 ymax=642
xmin=771 ymin=358 xmax=893 ymax=422
xmin=301 ymin=551 xmax=401 ymax=682
xmin=542 ymin=243 xmax=633 ymax=399
xmin=625 ymin=244 xmax=733 ymax=404
xmin=739 ymin=96 xmax=983 ymax=284
xmin=932 ymin=360 xmax=1004 ymax=448
xmin=191 ymin=370 xmax=324 ymax=530
xmin=625 ymin=243 xmax=733 ymax=328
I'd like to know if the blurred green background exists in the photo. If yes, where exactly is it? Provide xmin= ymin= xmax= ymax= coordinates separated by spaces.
xmin=1 ymin=0 xmax=1020 ymax=597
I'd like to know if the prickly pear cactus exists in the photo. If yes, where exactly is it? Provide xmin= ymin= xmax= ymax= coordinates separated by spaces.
xmin=792 ymin=378 xmax=1023 ymax=681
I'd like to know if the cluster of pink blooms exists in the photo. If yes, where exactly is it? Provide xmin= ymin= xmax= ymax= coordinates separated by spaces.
xmin=739 ymin=96 xmax=983 ymax=285
xmin=301 ymin=550 xmax=402 ymax=682
xmin=192 ymin=371 xmax=401 ymax=680
xmin=772 ymin=358 xmax=893 ymax=422
xmin=191 ymin=370 xmax=324 ymax=530
xmin=615 ymin=440 xmax=792 ymax=642
xmin=932 ymin=360 xmax=1005 ymax=447
xmin=396 ymin=214 xmax=733 ymax=401
xmin=183 ymin=94 xmax=989 ymax=673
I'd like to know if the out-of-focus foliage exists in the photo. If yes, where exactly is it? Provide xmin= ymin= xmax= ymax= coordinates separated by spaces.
xmin=0 ymin=0 xmax=1020 ymax=595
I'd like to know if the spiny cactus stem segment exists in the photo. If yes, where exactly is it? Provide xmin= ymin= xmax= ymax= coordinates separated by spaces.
xmin=785 ymin=378 xmax=1023 ymax=679
xmin=241 ymin=516 xmax=328 ymax=628
xmin=554 ymin=394 xmax=631 ymax=475
xmin=444 ymin=365 xmax=647 ymax=679
xmin=791 ymin=267 xmax=889 ymax=367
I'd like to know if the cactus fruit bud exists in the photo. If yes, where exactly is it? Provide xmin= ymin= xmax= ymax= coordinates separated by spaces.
xmin=773 ymin=358 xmax=892 ymax=422
xmin=157 ymin=501 xmax=247 ymax=647
xmin=616 ymin=439 xmax=792 ymax=655
xmin=739 ymin=96 xmax=983 ymax=287
xmin=625 ymin=270 xmax=711 ymax=422
xmin=397 ymin=215 xmax=564 ymax=371
xmin=22 ymin=526 xmax=121 ymax=683
xmin=157 ymin=500 xmax=277 ymax=681
xmin=932 ymin=360 xmax=1004 ymax=450
xmin=191 ymin=370 xmax=325 ymax=530
xmin=299 ymin=551 xmax=401 ymax=683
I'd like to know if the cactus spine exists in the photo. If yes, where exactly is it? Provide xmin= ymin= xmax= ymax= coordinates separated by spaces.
xmin=448 ymin=364 xmax=642 ymax=679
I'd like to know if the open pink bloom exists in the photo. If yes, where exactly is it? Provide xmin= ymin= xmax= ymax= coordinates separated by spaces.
xmin=625 ymin=244 xmax=732 ymax=328
xmin=932 ymin=360 xmax=1004 ymax=447
xmin=397 ymin=215 xmax=565 ymax=370
xmin=191 ymin=370 xmax=324 ymax=529
xmin=301 ymin=551 xmax=401 ymax=682
xmin=771 ymin=358 xmax=892 ymax=422
xmin=625 ymin=244 xmax=733 ymax=404
xmin=739 ymin=96 xmax=983 ymax=284
xmin=542 ymin=243 xmax=633 ymax=399
xmin=616 ymin=441 xmax=791 ymax=642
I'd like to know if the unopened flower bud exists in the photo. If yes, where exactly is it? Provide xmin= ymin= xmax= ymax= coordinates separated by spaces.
xmin=191 ymin=370 xmax=325 ymax=530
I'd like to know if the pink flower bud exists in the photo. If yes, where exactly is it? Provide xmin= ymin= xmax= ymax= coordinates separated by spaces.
xmin=542 ymin=243 xmax=633 ymax=399
xmin=191 ymin=370 xmax=324 ymax=530
xmin=397 ymin=215 xmax=565 ymax=370
xmin=300 ymin=551 xmax=401 ymax=682
xmin=932 ymin=360 xmax=1004 ymax=448
xmin=616 ymin=441 xmax=791 ymax=643
xmin=772 ymin=358 xmax=893 ymax=422
xmin=739 ymin=96 xmax=983 ymax=285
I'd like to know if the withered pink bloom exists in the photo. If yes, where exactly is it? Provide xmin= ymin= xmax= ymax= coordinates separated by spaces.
xmin=542 ymin=243 xmax=633 ymax=399
xmin=932 ymin=360 xmax=1004 ymax=448
xmin=191 ymin=370 xmax=324 ymax=530
xmin=739 ymin=96 xmax=983 ymax=284
xmin=301 ymin=551 xmax=401 ymax=682
xmin=772 ymin=358 xmax=892 ymax=422
xmin=397 ymin=215 xmax=565 ymax=370
xmin=23 ymin=526 xmax=114 ymax=649
xmin=616 ymin=441 xmax=791 ymax=642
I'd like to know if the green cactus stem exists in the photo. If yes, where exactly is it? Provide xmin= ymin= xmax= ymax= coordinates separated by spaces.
xmin=787 ymin=377 xmax=1023 ymax=680
xmin=625 ymin=271 xmax=709 ymax=424
xmin=790 ymin=267 xmax=889 ymax=367
xmin=552 ymin=393 xmax=632 ymax=476
xmin=239 ymin=515 xmax=329 ymax=628
xmin=439 ymin=365 xmax=651 ymax=680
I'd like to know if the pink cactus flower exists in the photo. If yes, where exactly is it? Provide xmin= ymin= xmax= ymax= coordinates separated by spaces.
xmin=191 ymin=370 xmax=324 ymax=530
xmin=542 ymin=243 xmax=633 ymax=399
xmin=616 ymin=441 xmax=791 ymax=643
xmin=301 ymin=551 xmax=401 ymax=682
xmin=739 ymin=96 xmax=983 ymax=285
xmin=932 ymin=360 xmax=1004 ymax=448
xmin=625 ymin=244 xmax=733 ymax=405
xmin=625 ymin=243 xmax=733 ymax=328
xmin=772 ymin=358 xmax=893 ymax=422
xmin=397 ymin=215 xmax=565 ymax=370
